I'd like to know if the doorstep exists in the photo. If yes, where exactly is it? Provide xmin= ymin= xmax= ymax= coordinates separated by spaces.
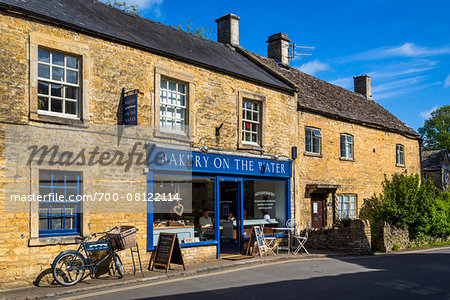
xmin=1 ymin=251 xmax=340 ymax=300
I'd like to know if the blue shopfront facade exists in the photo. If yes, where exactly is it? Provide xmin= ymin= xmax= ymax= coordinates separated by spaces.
xmin=147 ymin=148 xmax=292 ymax=258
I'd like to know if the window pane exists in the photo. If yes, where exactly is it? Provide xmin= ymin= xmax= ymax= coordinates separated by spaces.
xmin=38 ymin=64 xmax=50 ymax=79
xmin=38 ymin=96 xmax=49 ymax=111
xmin=160 ymin=79 xmax=167 ymax=90
xmin=253 ymin=112 xmax=258 ymax=121
xmin=52 ymin=67 xmax=64 ymax=81
xmin=312 ymin=137 xmax=320 ymax=153
xmin=51 ymin=84 xmax=62 ymax=97
xmin=39 ymin=217 xmax=50 ymax=231
xmin=38 ymin=49 xmax=50 ymax=63
xmin=340 ymin=135 xmax=346 ymax=157
xmin=178 ymin=84 xmax=185 ymax=94
xmin=305 ymin=129 xmax=311 ymax=152
xmin=347 ymin=143 xmax=353 ymax=158
xmin=347 ymin=136 xmax=353 ymax=143
xmin=51 ymin=99 xmax=63 ymax=113
xmin=52 ymin=53 xmax=64 ymax=66
xmin=65 ymin=86 xmax=79 ymax=100
xmin=51 ymin=217 xmax=63 ymax=230
xmin=65 ymin=101 xmax=77 ymax=115
xmin=66 ymin=70 xmax=78 ymax=84
xmin=168 ymin=81 xmax=176 ymax=91
xmin=178 ymin=94 xmax=185 ymax=106
xmin=65 ymin=216 xmax=76 ymax=230
xmin=38 ymin=81 xmax=49 ymax=95
xmin=167 ymin=106 xmax=175 ymax=118
xmin=66 ymin=56 xmax=78 ymax=69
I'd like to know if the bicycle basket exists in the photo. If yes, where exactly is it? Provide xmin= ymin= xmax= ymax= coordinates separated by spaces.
xmin=106 ymin=226 xmax=137 ymax=250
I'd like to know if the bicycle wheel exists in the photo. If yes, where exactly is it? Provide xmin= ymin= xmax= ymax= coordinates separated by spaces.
xmin=52 ymin=251 xmax=86 ymax=286
xmin=113 ymin=253 xmax=124 ymax=278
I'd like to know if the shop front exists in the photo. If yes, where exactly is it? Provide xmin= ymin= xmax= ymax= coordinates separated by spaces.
xmin=146 ymin=148 xmax=292 ymax=258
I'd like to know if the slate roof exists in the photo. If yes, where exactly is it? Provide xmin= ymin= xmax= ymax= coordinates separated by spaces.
xmin=0 ymin=0 xmax=293 ymax=91
xmin=422 ymin=150 xmax=449 ymax=171
xmin=240 ymin=49 xmax=420 ymax=137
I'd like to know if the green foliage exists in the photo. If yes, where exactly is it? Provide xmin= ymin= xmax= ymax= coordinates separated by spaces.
xmin=418 ymin=105 xmax=450 ymax=151
xmin=392 ymin=244 xmax=400 ymax=251
xmin=360 ymin=171 xmax=450 ymax=240
xmin=176 ymin=18 xmax=214 ymax=38
xmin=105 ymin=0 xmax=140 ymax=16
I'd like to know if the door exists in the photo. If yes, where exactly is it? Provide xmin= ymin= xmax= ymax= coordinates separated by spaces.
xmin=311 ymin=193 xmax=326 ymax=229
xmin=218 ymin=177 xmax=243 ymax=254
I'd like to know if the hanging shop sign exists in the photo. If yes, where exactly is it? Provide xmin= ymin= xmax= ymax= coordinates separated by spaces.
xmin=123 ymin=91 xmax=138 ymax=126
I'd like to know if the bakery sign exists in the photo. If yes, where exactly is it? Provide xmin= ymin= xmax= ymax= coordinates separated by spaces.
xmin=148 ymin=147 xmax=292 ymax=178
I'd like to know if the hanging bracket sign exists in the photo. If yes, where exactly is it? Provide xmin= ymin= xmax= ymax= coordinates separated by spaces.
xmin=123 ymin=90 xmax=139 ymax=126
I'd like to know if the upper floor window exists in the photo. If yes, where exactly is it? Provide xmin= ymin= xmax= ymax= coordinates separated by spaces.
xmin=242 ymin=99 xmax=261 ymax=145
xmin=340 ymin=134 xmax=354 ymax=159
xmin=305 ymin=127 xmax=322 ymax=154
xmin=39 ymin=170 xmax=82 ymax=237
xmin=396 ymin=144 xmax=405 ymax=165
xmin=160 ymin=78 xmax=187 ymax=133
xmin=337 ymin=194 xmax=357 ymax=219
xmin=37 ymin=49 xmax=80 ymax=118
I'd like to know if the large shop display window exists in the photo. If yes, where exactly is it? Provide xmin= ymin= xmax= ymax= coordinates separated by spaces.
xmin=153 ymin=176 xmax=215 ymax=246
xmin=243 ymin=180 xmax=286 ymax=235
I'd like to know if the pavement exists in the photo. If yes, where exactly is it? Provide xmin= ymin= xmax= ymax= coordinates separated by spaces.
xmin=2 ymin=247 xmax=450 ymax=300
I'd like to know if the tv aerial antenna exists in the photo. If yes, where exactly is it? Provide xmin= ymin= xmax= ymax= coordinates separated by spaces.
xmin=288 ymin=43 xmax=315 ymax=61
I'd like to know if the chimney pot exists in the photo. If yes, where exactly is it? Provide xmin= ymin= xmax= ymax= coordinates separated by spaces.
xmin=267 ymin=33 xmax=291 ymax=66
xmin=215 ymin=13 xmax=240 ymax=46
xmin=353 ymin=75 xmax=372 ymax=99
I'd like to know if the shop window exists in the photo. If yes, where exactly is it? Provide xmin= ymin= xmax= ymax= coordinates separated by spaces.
xmin=242 ymin=99 xmax=261 ymax=145
xmin=305 ymin=127 xmax=322 ymax=154
xmin=37 ymin=49 xmax=81 ymax=118
xmin=340 ymin=134 xmax=354 ymax=159
xmin=39 ymin=170 xmax=82 ymax=237
xmin=336 ymin=194 xmax=357 ymax=219
xmin=243 ymin=180 xmax=286 ymax=234
xmin=159 ymin=78 xmax=187 ymax=133
xmin=153 ymin=176 xmax=215 ymax=245
xmin=396 ymin=144 xmax=405 ymax=166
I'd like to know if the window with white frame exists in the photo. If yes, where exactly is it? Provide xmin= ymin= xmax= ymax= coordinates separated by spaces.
xmin=37 ymin=49 xmax=80 ymax=117
xmin=242 ymin=99 xmax=260 ymax=144
xmin=340 ymin=134 xmax=354 ymax=159
xmin=336 ymin=194 xmax=357 ymax=219
xmin=160 ymin=78 xmax=187 ymax=133
xmin=305 ymin=127 xmax=322 ymax=154
xmin=396 ymin=144 xmax=405 ymax=165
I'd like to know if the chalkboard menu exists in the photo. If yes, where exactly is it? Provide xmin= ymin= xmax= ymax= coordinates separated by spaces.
xmin=150 ymin=233 xmax=185 ymax=272
xmin=245 ymin=226 xmax=264 ymax=257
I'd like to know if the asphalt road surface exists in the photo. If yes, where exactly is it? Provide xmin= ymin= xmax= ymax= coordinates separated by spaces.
xmin=58 ymin=247 xmax=450 ymax=300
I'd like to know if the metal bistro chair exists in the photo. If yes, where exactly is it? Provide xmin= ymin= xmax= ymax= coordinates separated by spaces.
xmin=260 ymin=224 xmax=277 ymax=255
xmin=293 ymin=222 xmax=310 ymax=255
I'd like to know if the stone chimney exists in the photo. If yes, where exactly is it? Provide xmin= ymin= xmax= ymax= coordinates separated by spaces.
xmin=215 ymin=14 xmax=240 ymax=46
xmin=266 ymin=33 xmax=291 ymax=66
xmin=353 ymin=75 xmax=372 ymax=99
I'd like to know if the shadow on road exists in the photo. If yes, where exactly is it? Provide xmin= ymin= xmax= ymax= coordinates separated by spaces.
xmin=132 ymin=251 xmax=450 ymax=300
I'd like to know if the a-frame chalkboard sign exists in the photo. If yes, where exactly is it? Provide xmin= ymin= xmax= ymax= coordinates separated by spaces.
xmin=150 ymin=232 xmax=185 ymax=273
xmin=245 ymin=226 xmax=265 ymax=257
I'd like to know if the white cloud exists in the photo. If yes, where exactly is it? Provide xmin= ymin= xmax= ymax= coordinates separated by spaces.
xmin=420 ymin=106 xmax=438 ymax=119
xmin=297 ymin=60 xmax=329 ymax=75
xmin=445 ymin=75 xmax=450 ymax=88
xmin=124 ymin=0 xmax=162 ymax=9
xmin=336 ymin=43 xmax=450 ymax=63
xmin=329 ymin=77 xmax=353 ymax=89
xmin=373 ymin=76 xmax=428 ymax=93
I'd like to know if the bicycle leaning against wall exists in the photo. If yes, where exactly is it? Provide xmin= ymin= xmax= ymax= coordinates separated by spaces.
xmin=51 ymin=226 xmax=137 ymax=286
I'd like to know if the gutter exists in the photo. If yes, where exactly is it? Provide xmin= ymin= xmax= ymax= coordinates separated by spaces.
xmin=0 ymin=4 xmax=296 ymax=94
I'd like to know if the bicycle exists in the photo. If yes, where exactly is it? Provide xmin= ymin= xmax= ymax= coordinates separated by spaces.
xmin=51 ymin=232 xmax=124 ymax=286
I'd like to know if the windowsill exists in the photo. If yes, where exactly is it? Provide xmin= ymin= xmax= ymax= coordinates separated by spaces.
xmin=396 ymin=164 xmax=406 ymax=168
xmin=304 ymin=152 xmax=322 ymax=158
xmin=239 ymin=142 xmax=263 ymax=151
xmin=339 ymin=157 xmax=355 ymax=162
xmin=28 ymin=235 xmax=81 ymax=247
xmin=30 ymin=111 xmax=86 ymax=126
xmin=153 ymin=128 xmax=191 ymax=142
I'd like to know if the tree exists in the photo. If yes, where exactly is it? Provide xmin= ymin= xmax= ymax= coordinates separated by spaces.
xmin=418 ymin=105 xmax=450 ymax=151
xmin=105 ymin=0 xmax=140 ymax=16
xmin=176 ymin=18 xmax=214 ymax=38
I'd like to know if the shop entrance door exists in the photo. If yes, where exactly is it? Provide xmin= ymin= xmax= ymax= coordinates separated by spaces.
xmin=218 ymin=177 xmax=243 ymax=254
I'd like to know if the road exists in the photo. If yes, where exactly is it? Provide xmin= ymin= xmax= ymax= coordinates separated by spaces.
xmin=57 ymin=247 xmax=450 ymax=300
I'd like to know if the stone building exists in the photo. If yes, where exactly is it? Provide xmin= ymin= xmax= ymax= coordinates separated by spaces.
xmin=422 ymin=149 xmax=450 ymax=190
xmin=0 ymin=0 xmax=420 ymax=289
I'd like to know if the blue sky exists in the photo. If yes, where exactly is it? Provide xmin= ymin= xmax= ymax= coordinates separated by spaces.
xmin=121 ymin=0 xmax=449 ymax=131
